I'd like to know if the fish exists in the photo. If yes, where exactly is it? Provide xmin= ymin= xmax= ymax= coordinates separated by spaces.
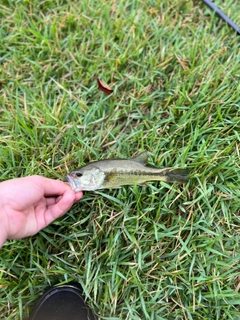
xmin=66 ymin=152 xmax=189 ymax=192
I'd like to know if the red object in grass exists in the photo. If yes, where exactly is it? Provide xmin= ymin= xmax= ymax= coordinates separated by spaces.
xmin=96 ymin=78 xmax=114 ymax=95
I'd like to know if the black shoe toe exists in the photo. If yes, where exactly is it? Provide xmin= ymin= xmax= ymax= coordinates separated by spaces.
xmin=29 ymin=282 xmax=96 ymax=320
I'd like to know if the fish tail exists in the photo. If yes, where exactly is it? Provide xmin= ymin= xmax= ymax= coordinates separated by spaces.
xmin=162 ymin=168 xmax=190 ymax=184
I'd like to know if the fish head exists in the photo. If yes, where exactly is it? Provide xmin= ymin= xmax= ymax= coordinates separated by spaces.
xmin=66 ymin=167 xmax=105 ymax=192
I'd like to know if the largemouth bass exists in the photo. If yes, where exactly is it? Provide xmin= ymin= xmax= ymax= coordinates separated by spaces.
xmin=66 ymin=152 xmax=189 ymax=192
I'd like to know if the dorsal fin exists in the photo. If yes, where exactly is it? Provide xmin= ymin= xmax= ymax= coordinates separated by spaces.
xmin=131 ymin=151 xmax=150 ymax=166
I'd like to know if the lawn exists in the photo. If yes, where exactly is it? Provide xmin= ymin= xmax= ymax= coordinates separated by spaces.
xmin=0 ymin=0 xmax=240 ymax=319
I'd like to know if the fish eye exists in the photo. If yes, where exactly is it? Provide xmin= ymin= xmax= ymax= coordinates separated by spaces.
xmin=75 ymin=172 xmax=83 ymax=177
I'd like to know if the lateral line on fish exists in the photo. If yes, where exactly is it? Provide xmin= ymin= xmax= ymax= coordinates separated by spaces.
xmin=105 ymin=170 xmax=186 ymax=176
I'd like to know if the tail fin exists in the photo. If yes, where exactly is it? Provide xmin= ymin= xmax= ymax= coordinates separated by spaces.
xmin=164 ymin=168 xmax=190 ymax=184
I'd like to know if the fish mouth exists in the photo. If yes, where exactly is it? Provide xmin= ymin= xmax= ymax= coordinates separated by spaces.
xmin=66 ymin=174 xmax=78 ymax=191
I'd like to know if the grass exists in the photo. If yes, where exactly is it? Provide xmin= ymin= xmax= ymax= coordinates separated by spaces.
xmin=0 ymin=0 xmax=240 ymax=319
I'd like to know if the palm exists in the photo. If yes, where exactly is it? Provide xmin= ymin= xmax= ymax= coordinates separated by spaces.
xmin=7 ymin=196 xmax=60 ymax=239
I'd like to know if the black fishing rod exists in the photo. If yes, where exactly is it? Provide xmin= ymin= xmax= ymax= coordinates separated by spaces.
xmin=202 ymin=0 xmax=240 ymax=35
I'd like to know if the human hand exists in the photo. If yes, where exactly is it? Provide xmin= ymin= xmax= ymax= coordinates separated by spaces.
xmin=0 ymin=175 xmax=82 ymax=247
